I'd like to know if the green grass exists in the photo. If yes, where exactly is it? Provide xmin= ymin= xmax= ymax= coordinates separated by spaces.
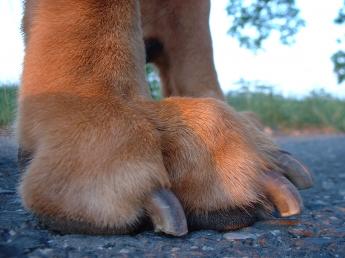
xmin=0 ymin=84 xmax=17 ymax=127
xmin=1 ymin=83 xmax=345 ymax=132
xmin=227 ymin=87 xmax=345 ymax=132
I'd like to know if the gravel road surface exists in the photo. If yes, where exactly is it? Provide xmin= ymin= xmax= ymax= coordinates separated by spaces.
xmin=0 ymin=134 xmax=344 ymax=257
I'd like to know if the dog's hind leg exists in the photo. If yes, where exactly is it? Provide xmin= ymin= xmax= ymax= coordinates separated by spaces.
xmin=141 ymin=0 xmax=224 ymax=99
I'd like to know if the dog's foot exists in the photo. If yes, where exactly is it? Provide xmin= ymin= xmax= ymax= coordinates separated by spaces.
xmin=146 ymin=97 xmax=313 ymax=231
xmin=18 ymin=95 xmax=187 ymax=236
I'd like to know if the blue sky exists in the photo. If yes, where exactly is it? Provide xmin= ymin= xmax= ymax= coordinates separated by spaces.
xmin=0 ymin=0 xmax=344 ymax=97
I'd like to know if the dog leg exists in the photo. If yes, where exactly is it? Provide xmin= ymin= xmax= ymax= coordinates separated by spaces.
xmin=141 ymin=0 xmax=224 ymax=99
xmin=18 ymin=0 xmax=187 ymax=236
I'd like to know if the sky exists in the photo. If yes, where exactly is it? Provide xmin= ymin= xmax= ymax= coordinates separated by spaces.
xmin=0 ymin=0 xmax=344 ymax=98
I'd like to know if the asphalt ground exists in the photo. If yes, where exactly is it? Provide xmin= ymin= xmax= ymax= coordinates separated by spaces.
xmin=0 ymin=133 xmax=344 ymax=257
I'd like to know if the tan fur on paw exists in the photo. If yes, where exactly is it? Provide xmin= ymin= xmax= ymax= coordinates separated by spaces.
xmin=18 ymin=94 xmax=187 ymax=235
xmin=142 ymin=97 xmax=313 ymax=230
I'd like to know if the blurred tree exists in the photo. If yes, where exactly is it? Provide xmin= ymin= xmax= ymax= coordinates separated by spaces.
xmin=226 ymin=0 xmax=345 ymax=84
xmin=332 ymin=3 xmax=345 ymax=83
xmin=332 ymin=50 xmax=345 ymax=83
xmin=145 ymin=64 xmax=162 ymax=100
xmin=226 ymin=0 xmax=304 ymax=50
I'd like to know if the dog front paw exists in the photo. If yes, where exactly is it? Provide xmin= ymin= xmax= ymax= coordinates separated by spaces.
xmin=149 ymin=97 xmax=313 ymax=230
xmin=18 ymin=95 xmax=187 ymax=236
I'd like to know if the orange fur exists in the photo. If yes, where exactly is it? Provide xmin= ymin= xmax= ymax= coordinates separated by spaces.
xmin=141 ymin=98 xmax=281 ymax=214
xmin=141 ymin=0 xmax=223 ymax=99
xmin=18 ymin=0 xmax=307 ymax=234
xmin=19 ymin=0 xmax=169 ymax=231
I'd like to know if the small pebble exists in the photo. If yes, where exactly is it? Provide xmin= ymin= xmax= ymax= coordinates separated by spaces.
xmin=270 ymin=230 xmax=281 ymax=236
xmin=322 ymin=180 xmax=335 ymax=190
xmin=223 ymin=232 xmax=257 ymax=241
xmin=37 ymin=248 xmax=54 ymax=256
xmin=119 ymin=249 xmax=130 ymax=254
xmin=329 ymin=216 xmax=338 ymax=221
xmin=202 ymin=246 xmax=214 ymax=251
xmin=288 ymin=228 xmax=314 ymax=238
xmin=314 ymin=200 xmax=327 ymax=205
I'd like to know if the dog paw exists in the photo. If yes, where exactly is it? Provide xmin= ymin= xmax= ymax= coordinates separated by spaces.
xmin=148 ymin=97 xmax=313 ymax=231
xmin=18 ymin=95 xmax=187 ymax=236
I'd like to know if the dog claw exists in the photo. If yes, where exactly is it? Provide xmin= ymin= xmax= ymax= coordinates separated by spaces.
xmin=278 ymin=152 xmax=314 ymax=189
xmin=263 ymin=172 xmax=303 ymax=217
xmin=146 ymin=189 xmax=188 ymax=237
